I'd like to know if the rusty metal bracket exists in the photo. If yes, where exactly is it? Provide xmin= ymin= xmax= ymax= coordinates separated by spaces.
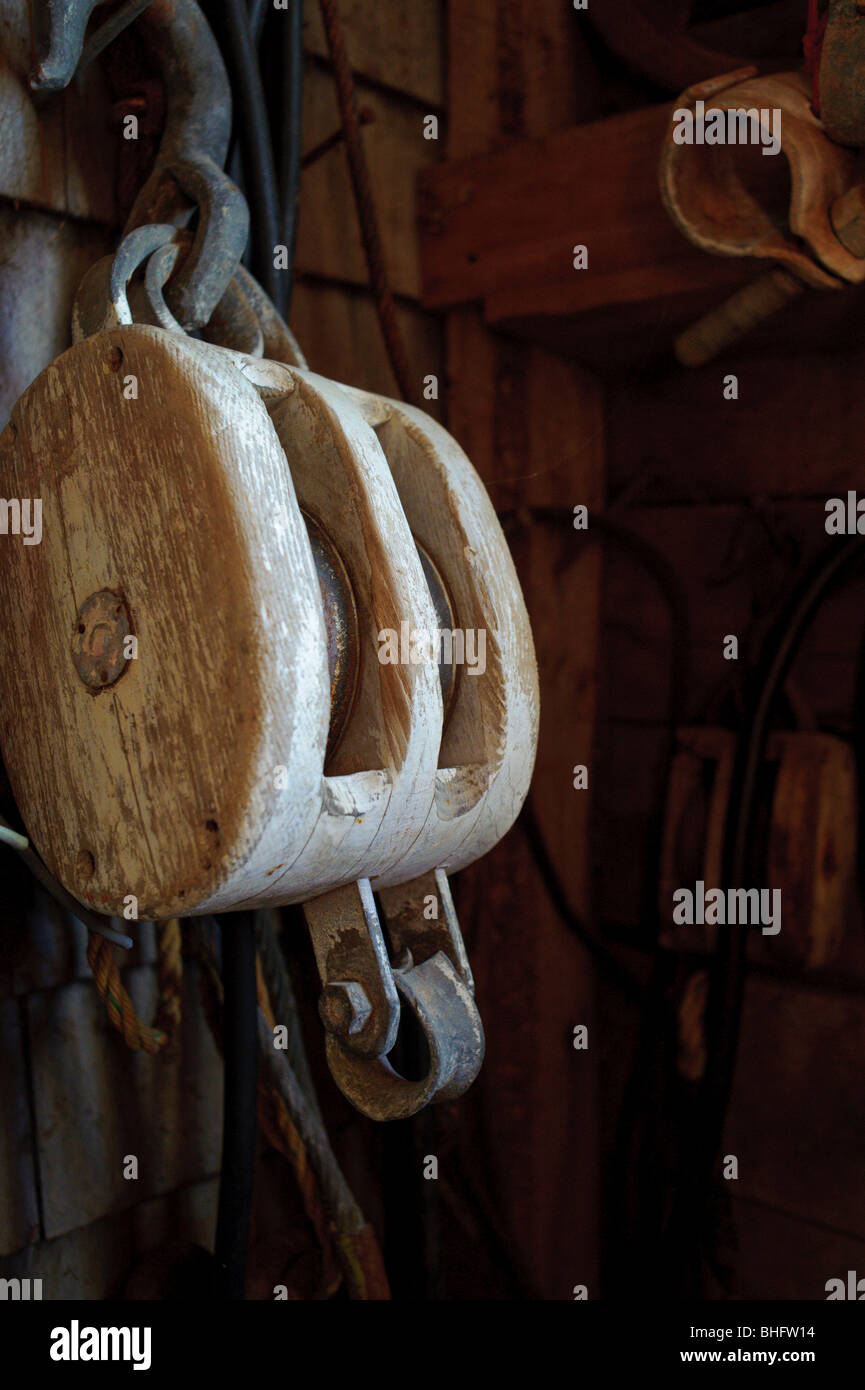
xmin=303 ymin=879 xmax=400 ymax=1061
xmin=377 ymin=868 xmax=474 ymax=987
xmin=28 ymin=0 xmax=248 ymax=329
xmin=302 ymin=872 xmax=484 ymax=1121
xmin=324 ymin=953 xmax=484 ymax=1122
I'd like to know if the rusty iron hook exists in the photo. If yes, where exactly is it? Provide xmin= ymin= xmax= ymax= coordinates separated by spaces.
xmin=29 ymin=0 xmax=249 ymax=330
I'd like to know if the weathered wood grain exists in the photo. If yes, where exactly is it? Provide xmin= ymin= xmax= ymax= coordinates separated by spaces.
xmin=362 ymin=396 xmax=539 ymax=886
xmin=0 ymin=326 xmax=328 ymax=919
xmin=0 ymin=0 xmax=117 ymax=226
xmin=252 ymin=363 xmax=442 ymax=900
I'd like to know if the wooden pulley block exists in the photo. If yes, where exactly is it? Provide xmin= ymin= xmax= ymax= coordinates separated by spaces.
xmin=0 ymin=303 xmax=538 ymax=1117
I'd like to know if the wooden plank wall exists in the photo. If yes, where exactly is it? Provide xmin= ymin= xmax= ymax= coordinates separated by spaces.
xmin=0 ymin=0 xmax=449 ymax=1298
xmin=601 ymin=348 xmax=865 ymax=1297
xmin=291 ymin=0 xmax=610 ymax=1300
xmin=437 ymin=2 xmax=608 ymax=1299
xmin=298 ymin=0 xmax=865 ymax=1302
xmin=291 ymin=3 xmax=445 ymax=410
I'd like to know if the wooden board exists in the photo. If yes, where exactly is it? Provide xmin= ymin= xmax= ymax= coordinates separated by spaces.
xmin=0 ymin=205 xmax=111 ymax=427
xmin=297 ymin=63 xmax=440 ymax=300
xmin=420 ymin=102 xmax=757 ymax=317
xmin=725 ymin=976 xmax=865 ymax=1241
xmin=0 ymin=0 xmax=117 ymax=226
xmin=303 ymin=0 xmax=444 ymax=107
xmin=607 ymin=348 xmax=865 ymax=503
xmin=289 ymin=280 xmax=444 ymax=421
xmin=729 ymin=1195 xmax=865 ymax=1300
xmin=447 ymin=0 xmax=602 ymax=157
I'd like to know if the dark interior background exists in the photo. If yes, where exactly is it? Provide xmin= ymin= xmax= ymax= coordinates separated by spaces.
xmin=2 ymin=0 xmax=863 ymax=1301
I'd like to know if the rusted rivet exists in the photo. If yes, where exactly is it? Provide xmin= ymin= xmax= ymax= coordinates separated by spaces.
xmin=72 ymin=590 xmax=132 ymax=692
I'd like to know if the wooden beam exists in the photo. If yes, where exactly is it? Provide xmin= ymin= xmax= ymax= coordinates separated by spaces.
xmin=420 ymin=103 xmax=756 ymax=317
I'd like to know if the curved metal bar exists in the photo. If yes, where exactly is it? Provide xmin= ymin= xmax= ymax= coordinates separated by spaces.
xmin=201 ymin=276 xmax=265 ymax=358
xmin=29 ymin=0 xmax=104 ymax=91
xmin=143 ymin=241 xmax=185 ymax=331
xmin=157 ymin=155 xmax=249 ymax=329
xmin=325 ymin=953 xmax=485 ymax=1122
xmin=29 ymin=0 xmax=249 ymax=328
xmin=107 ymin=223 xmax=180 ymax=322
xmin=79 ymin=0 xmax=155 ymax=73
xmin=226 ymin=266 xmax=308 ymax=368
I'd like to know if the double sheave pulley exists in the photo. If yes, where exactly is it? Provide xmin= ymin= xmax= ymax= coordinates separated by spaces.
xmin=0 ymin=209 xmax=538 ymax=1118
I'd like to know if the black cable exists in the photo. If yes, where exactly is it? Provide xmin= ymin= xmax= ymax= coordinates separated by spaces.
xmin=277 ymin=0 xmax=304 ymax=317
xmin=222 ymin=0 xmax=281 ymax=305
xmin=213 ymin=912 xmax=259 ymax=1300
xmin=499 ymin=505 xmax=690 ymax=727
xmin=709 ymin=538 xmax=865 ymax=1152
xmin=670 ymin=535 xmax=865 ymax=1293
xmin=249 ymin=0 xmax=268 ymax=42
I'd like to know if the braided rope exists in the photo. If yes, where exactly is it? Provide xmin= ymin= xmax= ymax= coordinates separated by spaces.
xmin=198 ymin=917 xmax=390 ymax=1299
xmin=256 ymin=955 xmax=342 ymax=1292
xmin=87 ymin=919 xmax=183 ymax=1055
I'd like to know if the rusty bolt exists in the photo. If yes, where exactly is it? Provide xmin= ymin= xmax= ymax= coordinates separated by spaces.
xmin=319 ymin=981 xmax=371 ymax=1038
xmin=72 ymin=590 xmax=133 ymax=692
